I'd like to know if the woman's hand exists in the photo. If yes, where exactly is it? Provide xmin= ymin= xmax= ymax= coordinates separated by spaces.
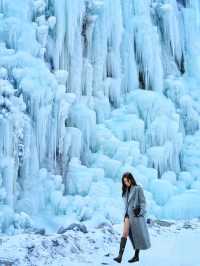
xmin=133 ymin=206 xmax=141 ymax=216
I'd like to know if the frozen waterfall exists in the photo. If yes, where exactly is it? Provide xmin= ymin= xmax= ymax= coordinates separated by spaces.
xmin=0 ymin=0 xmax=200 ymax=234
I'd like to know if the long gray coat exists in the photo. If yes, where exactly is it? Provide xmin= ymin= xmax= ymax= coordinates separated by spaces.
xmin=123 ymin=184 xmax=151 ymax=250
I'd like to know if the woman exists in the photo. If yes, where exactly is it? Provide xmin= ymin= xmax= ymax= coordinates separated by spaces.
xmin=113 ymin=172 xmax=151 ymax=263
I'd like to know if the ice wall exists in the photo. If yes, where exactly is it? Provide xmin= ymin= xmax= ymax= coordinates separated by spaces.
xmin=0 ymin=0 xmax=200 ymax=233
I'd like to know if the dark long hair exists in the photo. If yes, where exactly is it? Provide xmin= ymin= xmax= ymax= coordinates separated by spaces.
xmin=121 ymin=172 xmax=137 ymax=197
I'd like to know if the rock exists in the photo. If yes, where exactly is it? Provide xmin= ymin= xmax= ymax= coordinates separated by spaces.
xmin=34 ymin=228 xmax=46 ymax=235
xmin=183 ymin=222 xmax=193 ymax=229
xmin=51 ymin=239 xmax=59 ymax=247
xmin=154 ymin=219 xmax=175 ymax=227
xmin=57 ymin=223 xmax=88 ymax=234
xmin=27 ymin=244 xmax=35 ymax=254
xmin=41 ymin=239 xmax=51 ymax=249
xmin=57 ymin=226 xmax=65 ymax=234
xmin=61 ymin=235 xmax=69 ymax=242
xmin=67 ymin=223 xmax=88 ymax=233
xmin=97 ymin=222 xmax=114 ymax=234
xmin=0 ymin=258 xmax=17 ymax=265
xmin=24 ymin=227 xmax=46 ymax=235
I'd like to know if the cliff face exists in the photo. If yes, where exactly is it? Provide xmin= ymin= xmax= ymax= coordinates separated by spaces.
xmin=0 ymin=0 xmax=200 ymax=233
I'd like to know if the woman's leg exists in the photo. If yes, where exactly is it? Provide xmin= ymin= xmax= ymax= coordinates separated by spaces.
xmin=127 ymin=218 xmax=140 ymax=262
xmin=135 ymin=249 xmax=140 ymax=257
xmin=128 ymin=248 xmax=140 ymax=263
xmin=113 ymin=217 xmax=129 ymax=262
xmin=122 ymin=217 xmax=129 ymax=238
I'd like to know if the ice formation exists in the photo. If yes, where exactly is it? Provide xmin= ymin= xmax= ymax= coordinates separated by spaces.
xmin=0 ymin=0 xmax=200 ymax=233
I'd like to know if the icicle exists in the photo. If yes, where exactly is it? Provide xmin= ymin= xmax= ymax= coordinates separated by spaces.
xmin=81 ymin=59 xmax=93 ymax=96
xmin=3 ymin=158 xmax=15 ymax=208
xmin=154 ymin=0 xmax=184 ymax=70
xmin=132 ymin=0 xmax=164 ymax=91
xmin=179 ymin=95 xmax=199 ymax=134
xmin=147 ymin=140 xmax=181 ymax=177
xmin=68 ymin=102 xmax=97 ymax=159
xmin=181 ymin=0 xmax=200 ymax=78
xmin=52 ymin=0 xmax=85 ymax=71
xmin=120 ymin=35 xmax=139 ymax=93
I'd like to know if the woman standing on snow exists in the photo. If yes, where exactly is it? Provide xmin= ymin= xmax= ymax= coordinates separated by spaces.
xmin=113 ymin=172 xmax=151 ymax=263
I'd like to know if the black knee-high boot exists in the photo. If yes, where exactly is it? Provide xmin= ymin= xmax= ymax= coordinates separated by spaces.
xmin=113 ymin=236 xmax=127 ymax=263
xmin=128 ymin=249 xmax=140 ymax=263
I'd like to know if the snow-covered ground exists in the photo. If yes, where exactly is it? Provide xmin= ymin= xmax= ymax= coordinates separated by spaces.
xmin=0 ymin=3 xmax=200 ymax=266
xmin=0 ymin=218 xmax=200 ymax=266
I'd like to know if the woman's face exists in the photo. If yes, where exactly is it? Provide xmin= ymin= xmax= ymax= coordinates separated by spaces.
xmin=124 ymin=177 xmax=131 ymax=187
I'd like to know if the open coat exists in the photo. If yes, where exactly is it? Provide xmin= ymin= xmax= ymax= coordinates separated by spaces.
xmin=123 ymin=184 xmax=151 ymax=250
